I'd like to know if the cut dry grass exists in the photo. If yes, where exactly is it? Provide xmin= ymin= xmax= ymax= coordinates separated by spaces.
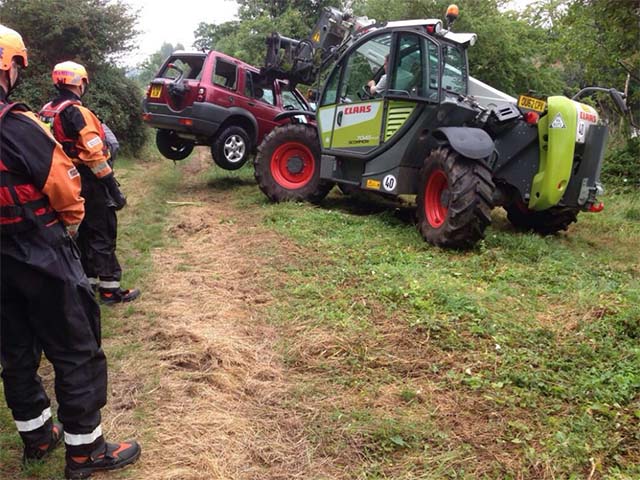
xmin=109 ymin=149 xmax=342 ymax=480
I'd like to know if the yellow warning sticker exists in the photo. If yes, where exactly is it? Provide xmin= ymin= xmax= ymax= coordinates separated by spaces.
xmin=366 ymin=179 xmax=381 ymax=190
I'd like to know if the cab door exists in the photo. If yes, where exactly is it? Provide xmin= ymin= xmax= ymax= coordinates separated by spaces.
xmin=328 ymin=32 xmax=391 ymax=154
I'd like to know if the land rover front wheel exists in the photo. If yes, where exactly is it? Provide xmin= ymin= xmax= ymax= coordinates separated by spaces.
xmin=156 ymin=130 xmax=194 ymax=161
xmin=416 ymin=148 xmax=494 ymax=248
xmin=254 ymin=124 xmax=333 ymax=203
xmin=212 ymin=126 xmax=251 ymax=170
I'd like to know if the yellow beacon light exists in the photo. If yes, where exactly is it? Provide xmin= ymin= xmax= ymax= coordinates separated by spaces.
xmin=446 ymin=4 xmax=459 ymax=27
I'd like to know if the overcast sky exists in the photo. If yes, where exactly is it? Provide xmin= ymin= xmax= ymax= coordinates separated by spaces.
xmin=123 ymin=0 xmax=239 ymax=67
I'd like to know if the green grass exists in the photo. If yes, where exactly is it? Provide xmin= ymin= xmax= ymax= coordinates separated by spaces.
xmin=3 ymin=155 xmax=637 ymax=479
xmin=0 ymin=152 xmax=180 ymax=479
xmin=203 ymin=163 xmax=640 ymax=479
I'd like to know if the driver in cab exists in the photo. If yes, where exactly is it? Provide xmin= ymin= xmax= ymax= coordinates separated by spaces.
xmin=367 ymin=54 xmax=389 ymax=95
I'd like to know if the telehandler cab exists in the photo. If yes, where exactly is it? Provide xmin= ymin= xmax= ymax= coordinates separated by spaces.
xmin=254 ymin=5 xmax=628 ymax=248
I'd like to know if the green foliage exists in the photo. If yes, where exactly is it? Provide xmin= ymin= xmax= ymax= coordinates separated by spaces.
xmin=523 ymin=0 xmax=639 ymax=183
xmin=0 ymin=0 xmax=146 ymax=155
xmin=193 ymin=0 xmax=342 ymax=66
xmin=83 ymin=64 xmax=147 ymax=155
xmin=603 ymin=137 xmax=640 ymax=186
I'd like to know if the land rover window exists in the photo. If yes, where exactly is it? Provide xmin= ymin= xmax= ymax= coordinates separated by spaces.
xmin=160 ymin=57 xmax=204 ymax=80
xmin=213 ymin=59 xmax=237 ymax=90
xmin=244 ymin=71 xmax=275 ymax=105
xmin=279 ymin=83 xmax=306 ymax=110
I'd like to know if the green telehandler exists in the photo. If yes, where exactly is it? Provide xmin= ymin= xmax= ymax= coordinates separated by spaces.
xmin=254 ymin=5 xmax=630 ymax=248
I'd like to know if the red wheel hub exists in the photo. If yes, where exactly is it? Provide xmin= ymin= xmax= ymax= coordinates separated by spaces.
xmin=270 ymin=142 xmax=315 ymax=189
xmin=424 ymin=169 xmax=449 ymax=228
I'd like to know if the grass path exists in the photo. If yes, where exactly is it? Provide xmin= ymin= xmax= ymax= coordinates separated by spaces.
xmin=115 ymin=150 xmax=333 ymax=479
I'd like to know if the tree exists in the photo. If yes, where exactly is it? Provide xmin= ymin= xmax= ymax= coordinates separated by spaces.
xmin=193 ymin=0 xmax=342 ymax=66
xmin=0 ymin=0 xmax=146 ymax=154
xmin=525 ymin=0 xmax=639 ymax=183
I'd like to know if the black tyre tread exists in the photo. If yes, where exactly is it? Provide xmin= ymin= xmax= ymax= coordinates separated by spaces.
xmin=505 ymin=204 xmax=579 ymax=235
xmin=254 ymin=124 xmax=333 ymax=203
xmin=416 ymin=148 xmax=495 ymax=248
xmin=156 ymin=130 xmax=194 ymax=161
xmin=212 ymin=126 xmax=251 ymax=170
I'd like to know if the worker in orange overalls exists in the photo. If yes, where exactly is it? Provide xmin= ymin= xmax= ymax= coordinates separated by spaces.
xmin=0 ymin=24 xmax=140 ymax=479
xmin=40 ymin=61 xmax=139 ymax=304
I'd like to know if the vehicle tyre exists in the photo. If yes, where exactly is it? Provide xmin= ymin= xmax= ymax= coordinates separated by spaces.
xmin=505 ymin=203 xmax=579 ymax=235
xmin=156 ymin=129 xmax=194 ymax=161
xmin=212 ymin=126 xmax=251 ymax=170
xmin=254 ymin=124 xmax=333 ymax=203
xmin=416 ymin=148 xmax=494 ymax=248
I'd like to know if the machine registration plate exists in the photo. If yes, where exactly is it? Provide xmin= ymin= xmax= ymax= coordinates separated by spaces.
xmin=518 ymin=95 xmax=546 ymax=113
xmin=150 ymin=84 xmax=162 ymax=99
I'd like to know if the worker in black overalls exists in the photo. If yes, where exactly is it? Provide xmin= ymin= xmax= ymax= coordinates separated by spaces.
xmin=0 ymin=24 xmax=141 ymax=479
xmin=40 ymin=61 xmax=139 ymax=304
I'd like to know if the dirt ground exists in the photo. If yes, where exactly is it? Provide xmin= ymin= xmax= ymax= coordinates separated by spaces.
xmin=103 ymin=150 xmax=336 ymax=480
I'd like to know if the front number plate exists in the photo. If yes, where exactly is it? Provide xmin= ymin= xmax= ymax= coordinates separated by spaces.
xmin=149 ymin=84 xmax=162 ymax=99
xmin=518 ymin=95 xmax=546 ymax=113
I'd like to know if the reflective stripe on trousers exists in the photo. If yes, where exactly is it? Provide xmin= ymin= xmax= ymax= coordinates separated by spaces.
xmin=15 ymin=407 xmax=52 ymax=432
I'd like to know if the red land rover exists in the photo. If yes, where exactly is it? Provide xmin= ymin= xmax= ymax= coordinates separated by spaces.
xmin=142 ymin=50 xmax=312 ymax=170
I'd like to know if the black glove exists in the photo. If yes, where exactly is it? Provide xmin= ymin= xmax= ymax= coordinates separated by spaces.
xmin=102 ymin=174 xmax=127 ymax=210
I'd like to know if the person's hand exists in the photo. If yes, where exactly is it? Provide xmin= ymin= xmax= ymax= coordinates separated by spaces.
xmin=367 ymin=80 xmax=376 ymax=88
xmin=102 ymin=174 xmax=127 ymax=210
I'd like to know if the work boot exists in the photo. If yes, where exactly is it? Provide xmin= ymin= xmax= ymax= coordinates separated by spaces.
xmin=23 ymin=421 xmax=63 ymax=464
xmin=65 ymin=440 xmax=141 ymax=479
xmin=99 ymin=287 xmax=140 ymax=305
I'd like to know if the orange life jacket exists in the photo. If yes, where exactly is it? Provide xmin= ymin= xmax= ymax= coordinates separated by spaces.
xmin=0 ymin=102 xmax=58 ymax=235
xmin=40 ymin=99 xmax=107 ymax=160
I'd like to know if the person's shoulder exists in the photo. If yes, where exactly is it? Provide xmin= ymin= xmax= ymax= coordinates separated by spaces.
xmin=5 ymin=107 xmax=47 ymax=131
xmin=1 ymin=108 xmax=56 ymax=152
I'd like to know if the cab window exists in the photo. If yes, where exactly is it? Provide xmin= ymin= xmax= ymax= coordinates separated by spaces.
xmin=213 ymin=59 xmax=237 ymax=90
xmin=339 ymin=33 xmax=392 ymax=102
xmin=442 ymin=45 xmax=466 ymax=95
xmin=320 ymin=65 xmax=340 ymax=106
xmin=390 ymin=33 xmax=439 ymax=100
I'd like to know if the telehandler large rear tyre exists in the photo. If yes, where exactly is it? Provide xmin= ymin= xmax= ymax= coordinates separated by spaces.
xmin=416 ymin=148 xmax=494 ymax=248
xmin=254 ymin=124 xmax=333 ymax=203
xmin=505 ymin=204 xmax=579 ymax=235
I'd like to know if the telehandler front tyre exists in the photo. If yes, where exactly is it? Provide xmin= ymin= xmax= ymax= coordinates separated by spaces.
xmin=416 ymin=148 xmax=494 ymax=248
xmin=254 ymin=124 xmax=333 ymax=203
